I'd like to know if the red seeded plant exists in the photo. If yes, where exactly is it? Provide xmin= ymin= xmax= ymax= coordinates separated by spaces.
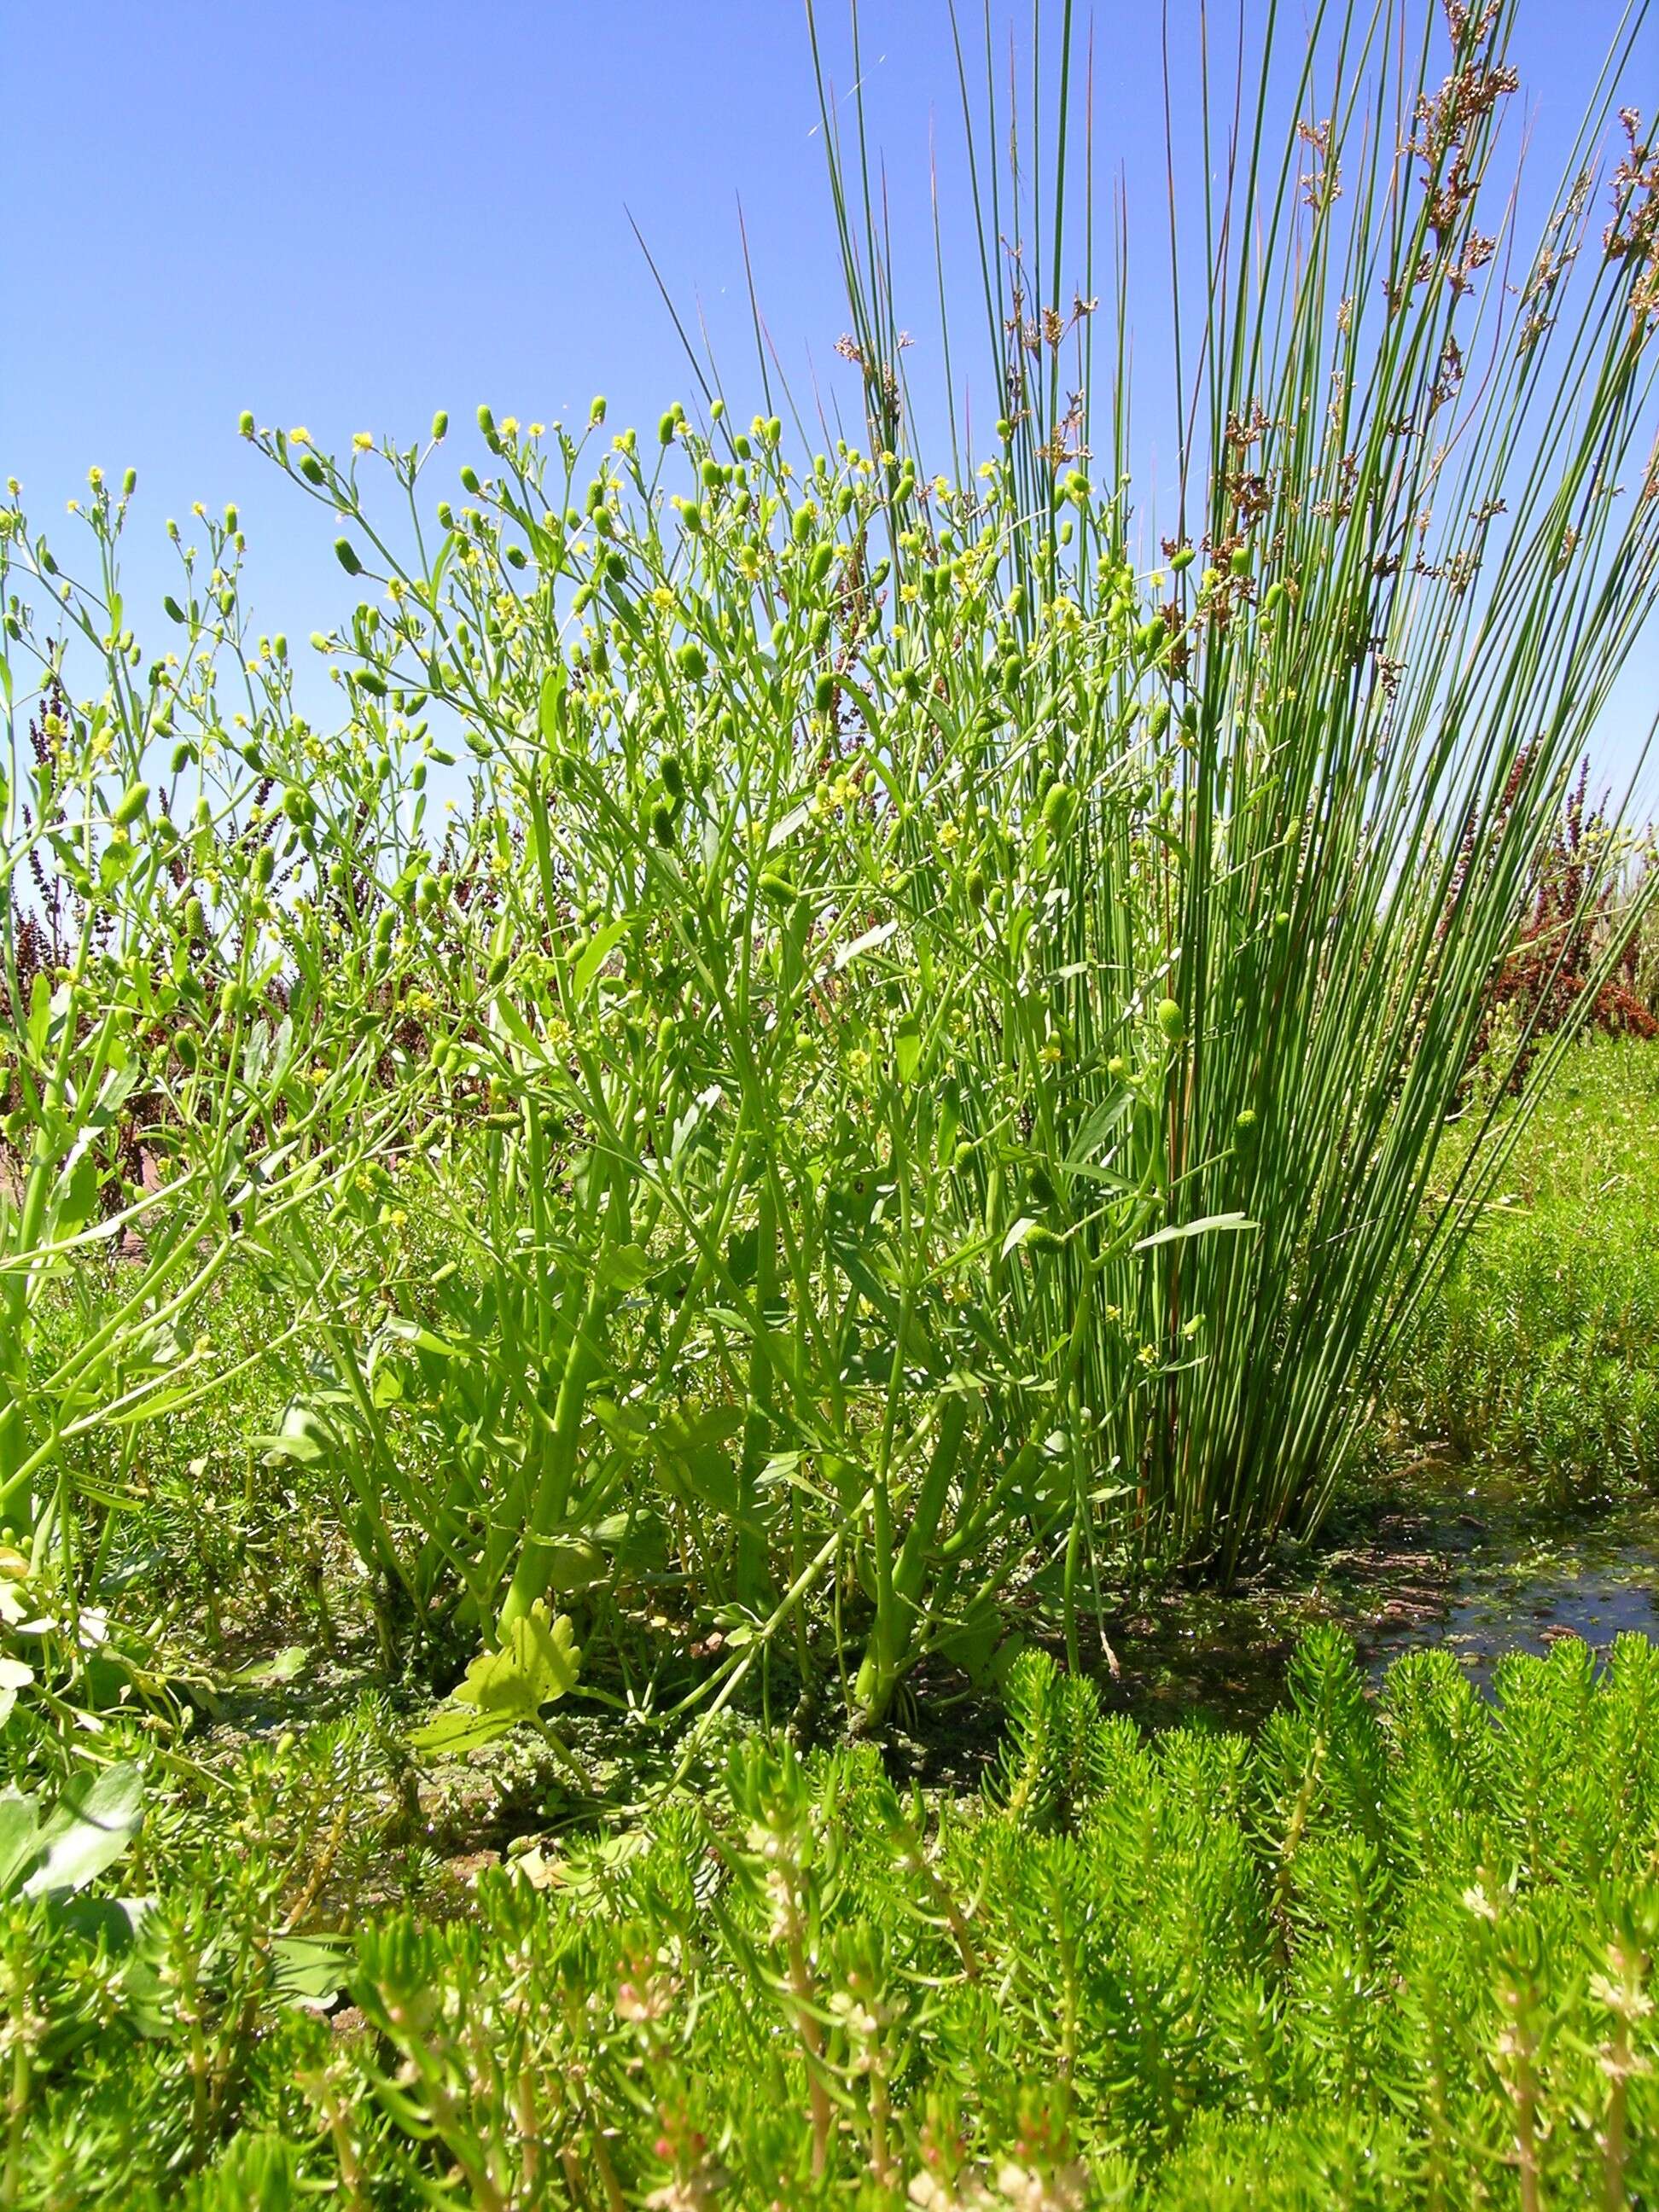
xmin=1476 ymin=759 xmax=1657 ymax=1082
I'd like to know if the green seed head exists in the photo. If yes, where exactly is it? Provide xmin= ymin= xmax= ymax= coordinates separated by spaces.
xmin=334 ymin=538 xmax=363 ymax=577
xmin=1156 ymin=998 xmax=1185 ymax=1043
xmin=660 ymin=753 xmax=685 ymax=800
xmin=677 ymin=642 xmax=707 ymax=682
xmin=1041 ymin=782 xmax=1076 ymax=837
xmin=1235 ymin=1108 xmax=1259 ymax=1138
xmin=113 ymin=779 xmax=150 ymax=828
xmin=650 ymin=801 xmax=677 ymax=847
xmin=238 ymin=410 xmax=255 ymax=438
xmin=431 ymin=410 xmax=449 ymax=441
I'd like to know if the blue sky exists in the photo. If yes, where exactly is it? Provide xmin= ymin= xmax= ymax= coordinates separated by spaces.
xmin=3 ymin=0 xmax=1655 ymax=787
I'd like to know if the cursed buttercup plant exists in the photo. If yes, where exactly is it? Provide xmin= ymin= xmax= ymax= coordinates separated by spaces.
xmin=3 ymin=0 xmax=1656 ymax=1737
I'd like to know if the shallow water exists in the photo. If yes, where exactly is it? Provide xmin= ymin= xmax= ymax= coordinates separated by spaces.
xmin=1092 ymin=1476 xmax=1659 ymax=1738
xmin=1361 ymin=1487 xmax=1659 ymax=1697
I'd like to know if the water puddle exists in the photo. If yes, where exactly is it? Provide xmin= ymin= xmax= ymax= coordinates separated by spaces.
xmin=1080 ymin=1474 xmax=1659 ymax=1738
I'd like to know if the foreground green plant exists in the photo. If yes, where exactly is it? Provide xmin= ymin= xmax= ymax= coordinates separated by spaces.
xmin=9 ymin=1628 xmax=1659 ymax=2207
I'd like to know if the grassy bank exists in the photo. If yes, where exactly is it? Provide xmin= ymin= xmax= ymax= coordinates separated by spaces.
xmin=1395 ymin=1038 xmax=1659 ymax=1504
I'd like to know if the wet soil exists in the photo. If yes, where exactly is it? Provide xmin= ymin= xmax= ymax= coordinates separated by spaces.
xmin=882 ymin=1466 xmax=1659 ymax=1789
xmin=185 ymin=1462 xmax=1659 ymax=1821
xmin=1084 ymin=1469 xmax=1657 ymax=1732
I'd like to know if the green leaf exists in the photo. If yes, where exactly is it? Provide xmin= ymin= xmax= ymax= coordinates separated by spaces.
xmin=833 ymin=919 xmax=899 ymax=973
xmin=379 ymin=1317 xmax=464 ymax=1359
xmin=894 ymin=1011 xmax=923 ymax=1085
xmin=538 ymin=669 xmax=567 ymax=743
xmin=0 ymin=1656 xmax=34 ymax=1730
xmin=571 ymin=918 xmax=632 ymax=1001
xmin=456 ymin=1602 xmax=581 ymax=1726
xmin=53 ymin=1150 xmax=102 ymax=1237
xmin=21 ymin=1761 xmax=143 ymax=1898
xmin=765 ymin=800 xmax=813 ymax=852
xmin=270 ymin=1932 xmax=352 ymax=2010
xmin=0 ymin=1792 xmax=42 ymax=1899
xmin=409 ymin=1703 xmax=515 ymax=1756
xmin=224 ymin=1645 xmax=310 ymax=1690
xmin=253 ymin=1404 xmax=335 ymax=1467
xmin=1132 ymin=1212 xmax=1258 ymax=1254
xmin=1001 ymin=1215 xmax=1039 ymax=1259
xmin=601 ymin=1243 xmax=652 ymax=1294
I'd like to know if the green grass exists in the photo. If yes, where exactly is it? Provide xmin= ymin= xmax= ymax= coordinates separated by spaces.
xmin=1395 ymin=1038 xmax=1659 ymax=1503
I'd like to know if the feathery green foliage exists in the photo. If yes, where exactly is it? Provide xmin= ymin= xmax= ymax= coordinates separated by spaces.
xmin=8 ymin=1632 xmax=1659 ymax=2205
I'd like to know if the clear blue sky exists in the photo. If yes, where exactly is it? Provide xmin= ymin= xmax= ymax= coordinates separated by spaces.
xmin=3 ymin=1 xmax=1654 ymax=786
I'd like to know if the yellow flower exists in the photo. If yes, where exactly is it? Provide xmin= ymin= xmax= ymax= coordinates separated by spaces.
xmin=87 ymin=465 xmax=104 ymax=490
xmin=499 ymin=416 xmax=520 ymax=436
xmin=528 ymin=422 xmax=545 ymax=438
xmin=352 ymin=431 xmax=374 ymax=452
xmin=938 ymin=821 xmax=961 ymax=849
xmin=289 ymin=428 xmax=311 ymax=446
